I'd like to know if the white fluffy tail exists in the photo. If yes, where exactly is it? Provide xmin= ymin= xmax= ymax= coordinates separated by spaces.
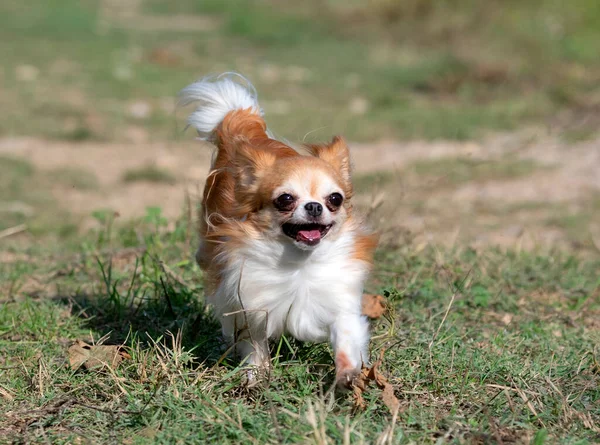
xmin=178 ymin=72 xmax=264 ymax=141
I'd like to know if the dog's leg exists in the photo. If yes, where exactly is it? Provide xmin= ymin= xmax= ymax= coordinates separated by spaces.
xmin=330 ymin=313 xmax=369 ymax=389
xmin=221 ymin=312 xmax=270 ymax=382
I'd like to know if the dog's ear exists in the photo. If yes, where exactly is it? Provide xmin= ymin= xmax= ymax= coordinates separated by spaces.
xmin=307 ymin=136 xmax=353 ymax=197
xmin=232 ymin=142 xmax=277 ymax=212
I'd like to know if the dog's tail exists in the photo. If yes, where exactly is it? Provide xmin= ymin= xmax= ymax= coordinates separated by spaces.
xmin=178 ymin=72 xmax=271 ymax=145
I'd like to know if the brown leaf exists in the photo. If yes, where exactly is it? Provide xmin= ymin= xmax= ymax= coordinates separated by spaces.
xmin=379 ymin=378 xmax=400 ymax=413
xmin=352 ymin=384 xmax=367 ymax=410
xmin=68 ymin=340 xmax=130 ymax=371
xmin=147 ymin=47 xmax=181 ymax=67
xmin=0 ymin=386 xmax=15 ymax=401
xmin=352 ymin=349 xmax=400 ymax=413
xmin=501 ymin=313 xmax=513 ymax=326
xmin=361 ymin=294 xmax=386 ymax=319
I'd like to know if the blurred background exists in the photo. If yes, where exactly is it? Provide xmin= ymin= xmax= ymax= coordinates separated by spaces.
xmin=1 ymin=0 xmax=600 ymax=254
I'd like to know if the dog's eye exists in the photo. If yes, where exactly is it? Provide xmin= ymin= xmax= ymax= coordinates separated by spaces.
xmin=274 ymin=193 xmax=296 ymax=211
xmin=327 ymin=193 xmax=344 ymax=209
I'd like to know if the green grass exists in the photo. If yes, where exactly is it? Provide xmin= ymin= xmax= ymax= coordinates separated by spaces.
xmin=354 ymin=156 xmax=544 ymax=190
xmin=545 ymin=194 xmax=600 ymax=247
xmin=2 ymin=0 xmax=600 ymax=442
xmin=353 ymin=171 xmax=398 ymax=191
xmin=1 ymin=220 xmax=599 ymax=443
xmin=47 ymin=167 xmax=100 ymax=191
xmin=123 ymin=165 xmax=177 ymax=185
xmin=0 ymin=155 xmax=75 ymax=236
xmin=1 ymin=0 xmax=599 ymax=142
xmin=411 ymin=157 xmax=544 ymax=185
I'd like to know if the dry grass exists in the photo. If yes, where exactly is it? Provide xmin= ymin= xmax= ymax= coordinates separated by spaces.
xmin=1 ymin=222 xmax=599 ymax=442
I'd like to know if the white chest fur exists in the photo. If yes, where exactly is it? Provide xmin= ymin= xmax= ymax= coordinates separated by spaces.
xmin=212 ymin=233 xmax=368 ymax=342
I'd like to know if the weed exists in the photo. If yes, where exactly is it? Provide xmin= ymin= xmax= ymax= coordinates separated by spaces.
xmin=47 ymin=167 xmax=100 ymax=191
xmin=1 ymin=224 xmax=599 ymax=442
xmin=2 ymin=0 xmax=600 ymax=141
xmin=123 ymin=165 xmax=177 ymax=185
xmin=411 ymin=156 xmax=544 ymax=185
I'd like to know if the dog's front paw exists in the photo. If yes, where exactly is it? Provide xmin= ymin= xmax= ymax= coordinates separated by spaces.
xmin=336 ymin=367 xmax=361 ymax=390
xmin=335 ymin=351 xmax=361 ymax=390
xmin=244 ymin=365 xmax=268 ymax=388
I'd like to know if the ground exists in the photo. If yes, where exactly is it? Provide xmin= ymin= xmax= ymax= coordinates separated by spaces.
xmin=1 ymin=0 xmax=600 ymax=443
xmin=2 ymin=129 xmax=600 ymax=253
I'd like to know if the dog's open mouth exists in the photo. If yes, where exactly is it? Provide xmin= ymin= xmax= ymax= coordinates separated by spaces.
xmin=282 ymin=223 xmax=332 ymax=246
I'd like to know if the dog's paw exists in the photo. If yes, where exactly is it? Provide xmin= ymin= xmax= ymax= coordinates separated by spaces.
xmin=335 ymin=367 xmax=361 ymax=391
xmin=243 ymin=365 xmax=269 ymax=389
xmin=335 ymin=350 xmax=361 ymax=390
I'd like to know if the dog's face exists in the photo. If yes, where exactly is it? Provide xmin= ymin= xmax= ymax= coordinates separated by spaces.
xmin=234 ymin=136 xmax=353 ymax=249
xmin=270 ymin=161 xmax=348 ymax=249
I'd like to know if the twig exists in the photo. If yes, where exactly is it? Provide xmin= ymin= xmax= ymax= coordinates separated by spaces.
xmin=75 ymin=377 xmax=162 ymax=416
xmin=265 ymin=389 xmax=284 ymax=443
xmin=508 ymin=378 xmax=545 ymax=427
xmin=185 ymin=185 xmax=193 ymax=244
xmin=160 ymin=276 xmax=177 ymax=318
xmin=157 ymin=257 xmax=188 ymax=287
xmin=428 ymin=269 xmax=472 ymax=379
xmin=0 ymin=224 xmax=26 ymax=240
xmin=429 ymin=291 xmax=457 ymax=349
xmin=428 ymin=291 xmax=457 ymax=379
xmin=75 ymin=401 xmax=140 ymax=415
xmin=365 ymin=192 xmax=385 ymax=220
xmin=485 ymin=384 xmax=540 ymax=396
xmin=387 ymin=404 xmax=400 ymax=445
xmin=197 ymin=398 xmax=259 ymax=444
xmin=0 ymin=385 xmax=15 ymax=401
xmin=20 ymin=397 xmax=75 ymax=416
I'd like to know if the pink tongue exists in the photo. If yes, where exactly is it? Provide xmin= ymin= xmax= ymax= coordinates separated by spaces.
xmin=297 ymin=229 xmax=321 ymax=242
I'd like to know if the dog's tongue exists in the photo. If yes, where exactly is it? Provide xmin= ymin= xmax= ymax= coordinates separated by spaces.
xmin=297 ymin=228 xmax=321 ymax=243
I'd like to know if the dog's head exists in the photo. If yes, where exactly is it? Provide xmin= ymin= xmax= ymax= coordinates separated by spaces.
xmin=233 ymin=136 xmax=353 ymax=249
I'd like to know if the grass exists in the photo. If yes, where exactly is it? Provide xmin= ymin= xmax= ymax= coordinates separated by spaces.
xmin=353 ymin=171 xmax=398 ymax=192
xmin=0 ymin=155 xmax=76 ymax=236
xmin=545 ymin=194 xmax=600 ymax=247
xmin=353 ymin=156 xmax=544 ymax=192
xmin=1 ymin=0 xmax=599 ymax=142
xmin=47 ymin=167 xmax=100 ymax=191
xmin=123 ymin=165 xmax=177 ymax=185
xmin=1 ymin=218 xmax=599 ymax=443
xmin=2 ymin=0 xmax=600 ymax=442
xmin=411 ymin=157 xmax=544 ymax=186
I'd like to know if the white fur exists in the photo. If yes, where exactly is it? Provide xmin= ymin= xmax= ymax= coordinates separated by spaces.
xmin=182 ymin=72 xmax=372 ymax=383
xmin=274 ymin=173 xmax=342 ymax=227
xmin=178 ymin=72 xmax=264 ymax=140
xmin=210 ymin=230 xmax=370 ymax=372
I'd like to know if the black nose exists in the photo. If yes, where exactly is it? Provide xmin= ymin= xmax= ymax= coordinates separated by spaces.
xmin=304 ymin=202 xmax=323 ymax=217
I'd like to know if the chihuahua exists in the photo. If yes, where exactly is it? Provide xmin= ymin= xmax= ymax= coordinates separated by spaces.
xmin=179 ymin=73 xmax=377 ymax=388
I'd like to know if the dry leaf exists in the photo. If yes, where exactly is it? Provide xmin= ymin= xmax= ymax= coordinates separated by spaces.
xmin=68 ymin=340 xmax=130 ymax=371
xmin=361 ymin=294 xmax=386 ymax=319
xmin=352 ymin=349 xmax=399 ymax=413
xmin=0 ymin=386 xmax=15 ymax=401
xmin=148 ymin=48 xmax=181 ymax=67
xmin=501 ymin=313 xmax=513 ymax=326
xmin=353 ymin=371 xmax=368 ymax=410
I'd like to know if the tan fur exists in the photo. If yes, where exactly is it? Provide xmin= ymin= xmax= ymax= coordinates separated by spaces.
xmin=197 ymin=109 xmax=376 ymax=298
xmin=305 ymin=136 xmax=353 ymax=198
xmin=352 ymin=231 xmax=379 ymax=265
xmin=198 ymin=109 xmax=294 ymax=271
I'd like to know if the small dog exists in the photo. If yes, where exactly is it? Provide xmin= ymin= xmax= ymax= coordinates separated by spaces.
xmin=179 ymin=73 xmax=377 ymax=388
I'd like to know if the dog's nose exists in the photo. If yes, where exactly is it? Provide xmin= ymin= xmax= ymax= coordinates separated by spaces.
xmin=304 ymin=202 xmax=323 ymax=217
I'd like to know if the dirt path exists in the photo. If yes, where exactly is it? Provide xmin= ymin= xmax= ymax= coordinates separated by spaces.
xmin=1 ymin=129 xmax=599 ymax=251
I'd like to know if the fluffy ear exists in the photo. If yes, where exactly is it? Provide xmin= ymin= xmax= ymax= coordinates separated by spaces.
xmin=307 ymin=136 xmax=353 ymax=196
xmin=233 ymin=141 xmax=276 ymax=196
